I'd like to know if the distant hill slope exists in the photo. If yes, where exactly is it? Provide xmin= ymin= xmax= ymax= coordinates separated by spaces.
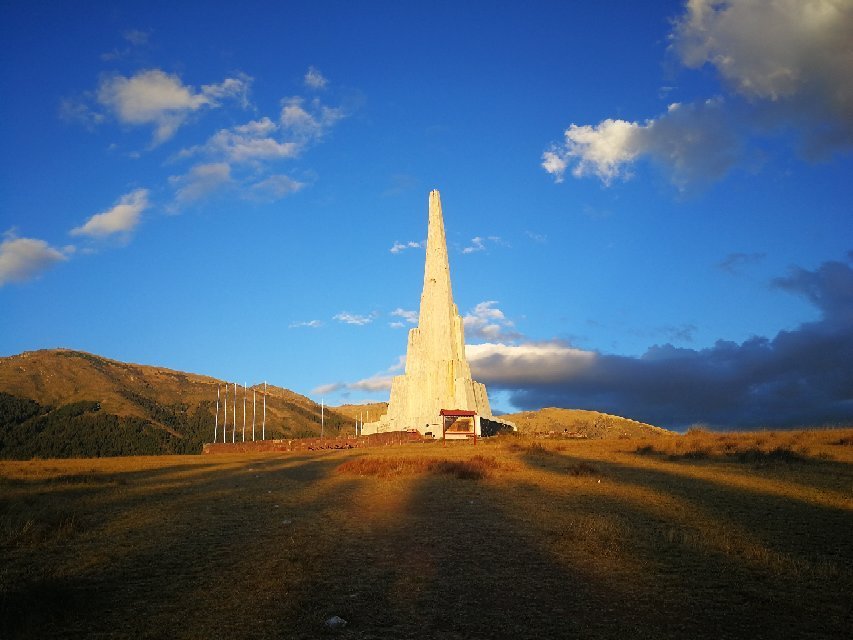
xmin=502 ymin=407 xmax=670 ymax=438
xmin=0 ymin=349 xmax=352 ymax=459
xmin=331 ymin=401 xmax=667 ymax=438
xmin=333 ymin=402 xmax=389 ymax=422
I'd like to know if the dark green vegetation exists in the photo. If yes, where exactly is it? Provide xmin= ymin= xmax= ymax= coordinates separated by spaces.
xmin=0 ymin=393 xmax=210 ymax=458
xmin=0 ymin=349 xmax=353 ymax=459
xmin=1 ymin=430 xmax=851 ymax=639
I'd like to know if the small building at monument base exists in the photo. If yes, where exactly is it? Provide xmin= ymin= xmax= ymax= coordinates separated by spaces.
xmin=440 ymin=409 xmax=479 ymax=440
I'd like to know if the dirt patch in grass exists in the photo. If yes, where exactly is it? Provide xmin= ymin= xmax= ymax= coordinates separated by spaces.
xmin=336 ymin=454 xmax=506 ymax=479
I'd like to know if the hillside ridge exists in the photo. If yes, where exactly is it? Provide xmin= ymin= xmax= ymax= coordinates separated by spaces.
xmin=0 ymin=349 xmax=351 ymax=458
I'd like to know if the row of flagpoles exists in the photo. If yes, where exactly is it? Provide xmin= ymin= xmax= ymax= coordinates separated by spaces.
xmin=213 ymin=384 xmax=372 ymax=443
xmin=213 ymin=381 xmax=266 ymax=443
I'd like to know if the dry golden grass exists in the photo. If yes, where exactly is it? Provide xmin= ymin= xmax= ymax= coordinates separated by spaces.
xmin=336 ymin=454 xmax=508 ymax=479
xmin=1 ymin=429 xmax=851 ymax=639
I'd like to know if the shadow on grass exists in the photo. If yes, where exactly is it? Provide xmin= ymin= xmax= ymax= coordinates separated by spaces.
xmin=4 ymin=447 xmax=852 ymax=639
xmin=0 ymin=452 xmax=350 ymax=639
xmin=514 ymin=447 xmax=853 ymax=638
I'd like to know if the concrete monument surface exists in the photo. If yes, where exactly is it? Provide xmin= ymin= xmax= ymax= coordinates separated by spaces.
xmin=362 ymin=190 xmax=498 ymax=436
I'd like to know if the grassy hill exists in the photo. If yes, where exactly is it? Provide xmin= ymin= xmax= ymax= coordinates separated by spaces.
xmin=0 ymin=349 xmax=352 ymax=459
xmin=503 ymin=406 xmax=670 ymax=438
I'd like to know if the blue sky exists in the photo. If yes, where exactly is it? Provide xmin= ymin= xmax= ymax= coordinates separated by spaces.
xmin=2 ymin=1 xmax=851 ymax=429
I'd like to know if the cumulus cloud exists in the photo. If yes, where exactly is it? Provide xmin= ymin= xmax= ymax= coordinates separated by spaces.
xmin=390 ymin=240 xmax=423 ymax=254
xmin=544 ymin=0 xmax=853 ymax=185
xmin=463 ymin=301 xmax=519 ymax=341
xmin=170 ymin=163 xmax=231 ymax=205
xmin=671 ymin=0 xmax=853 ymax=153
xmin=0 ymin=234 xmax=69 ymax=286
xmin=544 ymin=100 xmax=741 ymax=187
xmin=467 ymin=342 xmax=596 ymax=385
xmin=71 ymin=188 xmax=150 ymax=238
xmin=96 ymin=69 xmax=251 ymax=143
xmin=304 ymin=66 xmax=328 ymax=90
xmin=471 ymin=256 xmax=853 ymax=430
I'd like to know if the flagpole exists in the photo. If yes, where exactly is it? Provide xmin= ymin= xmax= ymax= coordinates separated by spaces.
xmin=214 ymin=385 xmax=220 ymax=443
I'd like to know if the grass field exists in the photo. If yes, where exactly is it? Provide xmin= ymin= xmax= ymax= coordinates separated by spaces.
xmin=2 ymin=429 xmax=852 ymax=639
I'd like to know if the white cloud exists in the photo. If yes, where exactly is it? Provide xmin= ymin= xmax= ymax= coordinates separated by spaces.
xmin=314 ymin=354 xmax=405 ymax=396
xmin=170 ymin=163 xmax=231 ymax=205
xmin=462 ymin=236 xmax=486 ymax=254
xmin=304 ymin=66 xmax=328 ymax=90
xmin=96 ymin=69 xmax=251 ymax=143
xmin=289 ymin=319 xmax=322 ymax=329
xmin=672 ymin=0 xmax=853 ymax=153
xmin=461 ymin=236 xmax=506 ymax=254
xmin=544 ymin=0 xmax=853 ymax=187
xmin=544 ymin=99 xmax=741 ymax=187
xmin=71 ymin=188 xmax=150 ymax=238
xmin=390 ymin=308 xmax=418 ymax=324
xmin=466 ymin=341 xmax=597 ymax=386
xmin=390 ymin=240 xmax=423 ymax=254
xmin=280 ymin=96 xmax=344 ymax=141
xmin=334 ymin=311 xmax=374 ymax=325
xmin=348 ymin=374 xmax=394 ymax=392
xmin=313 ymin=382 xmax=343 ymax=395
xmin=183 ymin=118 xmax=299 ymax=164
xmin=0 ymin=235 xmax=69 ymax=286
xmin=543 ymin=119 xmax=641 ymax=185
xmin=463 ymin=301 xmax=519 ymax=342
xmin=250 ymin=174 xmax=305 ymax=201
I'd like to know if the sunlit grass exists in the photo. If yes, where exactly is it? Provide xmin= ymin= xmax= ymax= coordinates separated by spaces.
xmin=1 ymin=428 xmax=851 ymax=638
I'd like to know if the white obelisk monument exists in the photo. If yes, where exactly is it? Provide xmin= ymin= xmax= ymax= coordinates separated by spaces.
xmin=363 ymin=190 xmax=492 ymax=436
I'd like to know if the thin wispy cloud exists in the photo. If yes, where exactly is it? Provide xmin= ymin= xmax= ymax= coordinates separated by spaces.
xmin=169 ymin=163 xmax=231 ymax=206
xmin=289 ymin=319 xmax=322 ymax=329
xmin=101 ymin=29 xmax=152 ymax=61
xmin=717 ymin=252 xmax=766 ymax=275
xmin=390 ymin=240 xmax=423 ymax=254
xmin=71 ymin=188 xmax=150 ymax=238
xmin=304 ymin=66 xmax=328 ymax=90
xmin=334 ymin=311 xmax=375 ymax=326
xmin=180 ymin=118 xmax=299 ymax=164
xmin=280 ymin=96 xmax=344 ymax=142
xmin=390 ymin=308 xmax=418 ymax=324
xmin=314 ymin=355 xmax=405 ymax=396
xmin=461 ymin=236 xmax=505 ymax=254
